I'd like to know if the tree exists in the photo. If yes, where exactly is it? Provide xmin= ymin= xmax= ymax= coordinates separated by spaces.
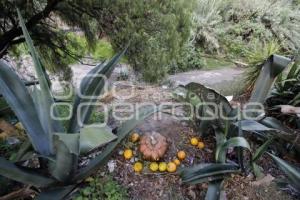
xmin=94 ymin=0 xmax=194 ymax=82
xmin=0 ymin=0 xmax=194 ymax=82
xmin=0 ymin=0 xmax=99 ymax=80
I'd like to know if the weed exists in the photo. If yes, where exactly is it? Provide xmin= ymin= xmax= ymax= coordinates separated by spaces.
xmin=75 ymin=176 xmax=128 ymax=200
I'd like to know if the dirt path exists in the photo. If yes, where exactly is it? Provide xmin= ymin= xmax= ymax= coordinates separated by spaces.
xmin=70 ymin=64 xmax=244 ymax=88
xmin=69 ymin=64 xmax=245 ymax=96
xmin=168 ymin=68 xmax=244 ymax=86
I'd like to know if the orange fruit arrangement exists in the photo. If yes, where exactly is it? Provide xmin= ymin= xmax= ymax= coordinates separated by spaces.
xmin=190 ymin=137 xmax=199 ymax=146
xmin=134 ymin=162 xmax=143 ymax=172
xmin=177 ymin=150 xmax=186 ymax=160
xmin=167 ymin=162 xmax=177 ymax=172
xmin=123 ymin=149 xmax=133 ymax=160
xmin=173 ymin=159 xmax=181 ymax=166
xmin=198 ymin=141 xmax=205 ymax=149
xmin=158 ymin=162 xmax=167 ymax=172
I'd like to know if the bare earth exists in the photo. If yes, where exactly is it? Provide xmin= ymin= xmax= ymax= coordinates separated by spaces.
xmin=72 ymin=65 xmax=296 ymax=199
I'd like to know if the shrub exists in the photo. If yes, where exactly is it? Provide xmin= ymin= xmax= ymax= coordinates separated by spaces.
xmin=192 ymin=0 xmax=300 ymax=57
xmin=170 ymin=41 xmax=205 ymax=73
xmin=92 ymin=39 xmax=116 ymax=61
xmin=244 ymin=40 xmax=281 ymax=91
xmin=98 ymin=0 xmax=194 ymax=82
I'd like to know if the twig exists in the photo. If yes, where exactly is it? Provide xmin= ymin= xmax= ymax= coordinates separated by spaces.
xmin=0 ymin=186 xmax=36 ymax=200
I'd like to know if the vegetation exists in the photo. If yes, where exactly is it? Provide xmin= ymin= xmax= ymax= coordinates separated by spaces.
xmin=174 ymin=54 xmax=300 ymax=198
xmin=0 ymin=0 xmax=300 ymax=199
xmin=75 ymin=176 xmax=128 ymax=200
xmin=244 ymin=40 xmax=281 ymax=91
xmin=266 ymin=60 xmax=300 ymax=128
xmin=1 ymin=0 xmax=194 ymax=82
xmin=96 ymin=0 xmax=194 ymax=82
xmin=192 ymin=0 xmax=300 ymax=58
xmin=0 ymin=13 xmax=157 ymax=199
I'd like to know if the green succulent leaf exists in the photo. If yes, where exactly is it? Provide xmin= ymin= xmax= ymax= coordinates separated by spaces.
xmin=235 ymin=120 xmax=273 ymax=132
xmin=49 ymin=133 xmax=79 ymax=181
xmin=13 ymin=140 xmax=32 ymax=162
xmin=252 ymin=137 xmax=275 ymax=162
xmin=286 ymin=61 xmax=300 ymax=80
xmin=68 ymin=46 xmax=128 ymax=133
xmin=252 ymin=163 xmax=264 ymax=178
xmin=79 ymin=126 xmax=117 ymax=154
xmin=268 ymin=153 xmax=300 ymax=190
xmin=205 ymin=181 xmax=223 ymax=200
xmin=180 ymin=163 xmax=240 ymax=184
xmin=17 ymin=9 xmax=64 ymax=138
xmin=259 ymin=117 xmax=292 ymax=133
xmin=0 ymin=157 xmax=55 ymax=187
xmin=73 ymin=106 xmax=159 ymax=181
xmin=36 ymin=185 xmax=76 ymax=200
xmin=0 ymin=61 xmax=50 ymax=155
xmin=216 ymin=137 xmax=251 ymax=163
xmin=185 ymin=82 xmax=233 ymax=116
xmin=249 ymin=54 xmax=291 ymax=106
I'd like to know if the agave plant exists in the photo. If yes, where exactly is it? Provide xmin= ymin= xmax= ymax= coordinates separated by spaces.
xmin=175 ymin=54 xmax=293 ymax=199
xmin=244 ymin=40 xmax=281 ymax=92
xmin=266 ymin=59 xmax=300 ymax=128
xmin=0 ymin=10 xmax=158 ymax=199
xmin=180 ymin=121 xmax=251 ymax=200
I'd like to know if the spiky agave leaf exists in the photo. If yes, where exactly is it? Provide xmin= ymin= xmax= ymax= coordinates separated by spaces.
xmin=73 ymin=106 xmax=159 ymax=181
xmin=68 ymin=47 xmax=128 ymax=133
xmin=215 ymin=137 xmax=251 ymax=163
xmin=0 ymin=157 xmax=55 ymax=187
xmin=0 ymin=61 xmax=50 ymax=154
xmin=268 ymin=153 xmax=300 ymax=191
xmin=17 ymin=9 xmax=64 ymax=153
xmin=180 ymin=163 xmax=240 ymax=184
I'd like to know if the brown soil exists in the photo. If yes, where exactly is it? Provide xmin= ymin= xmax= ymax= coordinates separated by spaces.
xmin=98 ymin=84 xmax=298 ymax=200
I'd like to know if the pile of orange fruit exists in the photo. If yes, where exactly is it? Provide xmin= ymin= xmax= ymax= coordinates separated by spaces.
xmin=190 ymin=137 xmax=205 ymax=149
xmin=123 ymin=133 xmax=205 ymax=174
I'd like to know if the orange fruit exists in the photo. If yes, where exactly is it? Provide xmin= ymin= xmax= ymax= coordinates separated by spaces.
xmin=173 ymin=159 xmax=181 ymax=166
xmin=158 ymin=162 xmax=167 ymax=172
xmin=123 ymin=149 xmax=133 ymax=160
xmin=198 ymin=141 xmax=205 ymax=149
xmin=190 ymin=137 xmax=199 ymax=146
xmin=131 ymin=133 xmax=140 ymax=143
xmin=177 ymin=150 xmax=186 ymax=160
xmin=149 ymin=162 xmax=159 ymax=172
xmin=167 ymin=162 xmax=177 ymax=173
xmin=133 ymin=162 xmax=143 ymax=172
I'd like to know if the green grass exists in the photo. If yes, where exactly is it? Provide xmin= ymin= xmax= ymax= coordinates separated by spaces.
xmin=202 ymin=57 xmax=233 ymax=70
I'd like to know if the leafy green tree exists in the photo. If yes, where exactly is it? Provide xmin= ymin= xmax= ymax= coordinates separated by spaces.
xmin=95 ymin=0 xmax=194 ymax=82
xmin=0 ymin=0 xmax=194 ymax=82
xmin=0 ymin=0 xmax=97 ymax=80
